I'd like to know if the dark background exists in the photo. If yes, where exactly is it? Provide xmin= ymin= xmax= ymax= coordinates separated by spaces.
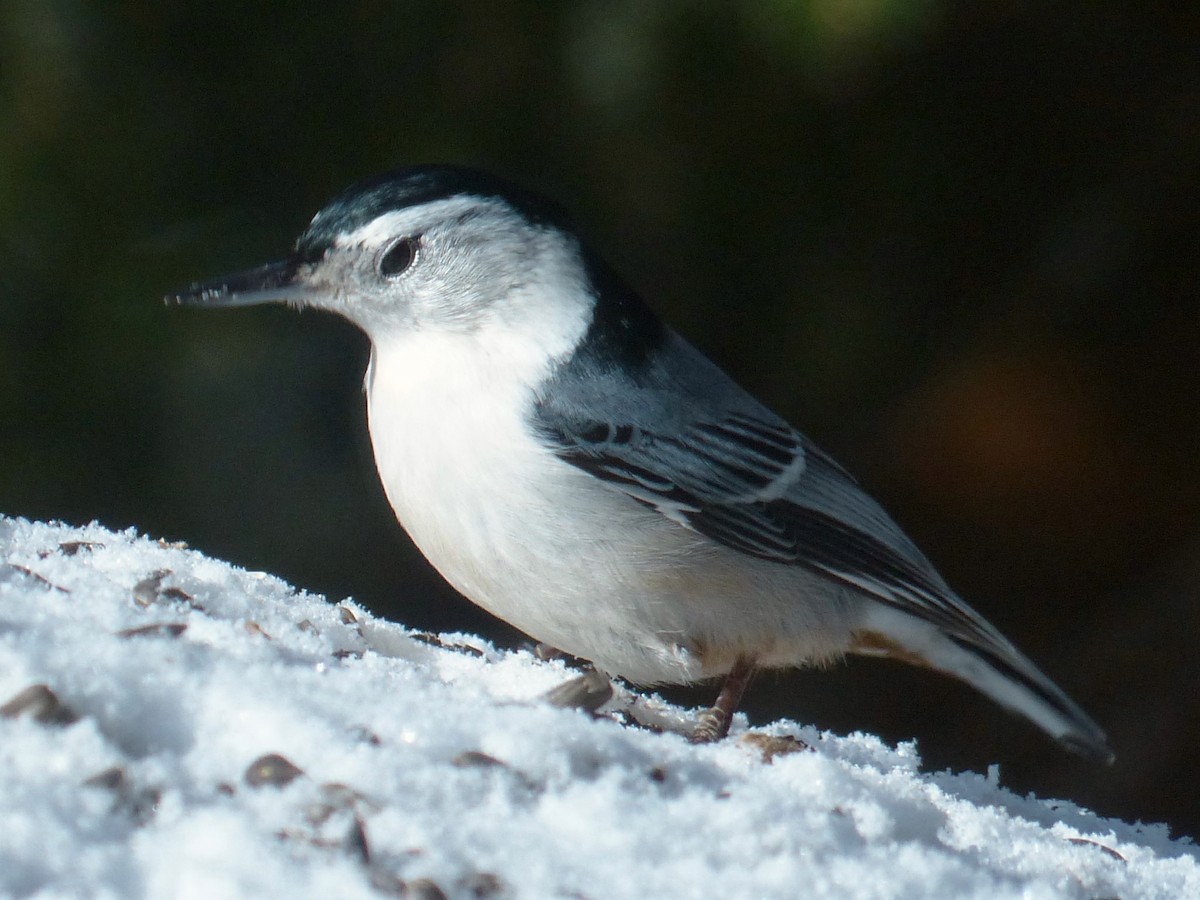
xmin=2 ymin=2 xmax=1197 ymax=839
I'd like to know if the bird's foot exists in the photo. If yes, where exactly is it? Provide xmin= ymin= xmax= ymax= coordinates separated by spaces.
xmin=688 ymin=655 xmax=756 ymax=744
xmin=689 ymin=706 xmax=732 ymax=743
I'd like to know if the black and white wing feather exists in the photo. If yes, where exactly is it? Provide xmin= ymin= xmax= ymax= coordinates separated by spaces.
xmin=533 ymin=329 xmax=1005 ymax=648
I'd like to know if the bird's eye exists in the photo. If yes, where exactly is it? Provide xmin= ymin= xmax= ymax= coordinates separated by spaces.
xmin=378 ymin=237 xmax=418 ymax=278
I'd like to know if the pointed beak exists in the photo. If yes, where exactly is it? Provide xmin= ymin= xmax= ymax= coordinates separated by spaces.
xmin=165 ymin=258 xmax=311 ymax=308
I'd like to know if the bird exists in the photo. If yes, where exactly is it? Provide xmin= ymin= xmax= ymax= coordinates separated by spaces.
xmin=169 ymin=164 xmax=1112 ymax=760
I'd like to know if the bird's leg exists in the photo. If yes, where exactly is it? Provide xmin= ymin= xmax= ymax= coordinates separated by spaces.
xmin=537 ymin=643 xmax=615 ymax=713
xmin=536 ymin=643 xmax=613 ymax=713
xmin=544 ymin=668 xmax=614 ymax=712
xmin=533 ymin=642 xmax=568 ymax=662
xmin=689 ymin=656 xmax=755 ymax=743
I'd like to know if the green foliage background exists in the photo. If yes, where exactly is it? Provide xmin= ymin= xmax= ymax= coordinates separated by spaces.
xmin=2 ymin=1 xmax=1197 ymax=836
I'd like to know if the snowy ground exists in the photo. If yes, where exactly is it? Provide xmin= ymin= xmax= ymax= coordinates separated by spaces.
xmin=0 ymin=517 xmax=1195 ymax=899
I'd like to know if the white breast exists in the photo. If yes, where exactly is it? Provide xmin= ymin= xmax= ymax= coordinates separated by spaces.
xmin=363 ymin=327 xmax=856 ymax=684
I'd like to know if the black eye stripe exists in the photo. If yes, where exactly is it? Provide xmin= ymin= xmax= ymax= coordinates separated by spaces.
xmin=378 ymin=237 xmax=418 ymax=278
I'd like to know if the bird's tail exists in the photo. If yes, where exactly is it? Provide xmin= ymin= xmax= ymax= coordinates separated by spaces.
xmin=851 ymin=605 xmax=1113 ymax=763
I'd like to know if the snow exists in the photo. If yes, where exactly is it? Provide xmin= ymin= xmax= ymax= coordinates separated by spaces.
xmin=0 ymin=516 xmax=1195 ymax=899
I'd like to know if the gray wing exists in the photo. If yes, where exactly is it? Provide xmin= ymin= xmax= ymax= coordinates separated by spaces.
xmin=532 ymin=330 xmax=1004 ymax=644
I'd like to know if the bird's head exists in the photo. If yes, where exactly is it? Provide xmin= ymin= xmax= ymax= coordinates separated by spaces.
xmin=169 ymin=166 xmax=599 ymax=349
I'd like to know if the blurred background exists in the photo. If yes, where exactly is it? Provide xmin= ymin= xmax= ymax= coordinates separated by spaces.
xmin=2 ymin=0 xmax=1197 ymax=838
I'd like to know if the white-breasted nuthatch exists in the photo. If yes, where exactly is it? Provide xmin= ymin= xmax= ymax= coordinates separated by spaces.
xmin=170 ymin=165 xmax=1112 ymax=759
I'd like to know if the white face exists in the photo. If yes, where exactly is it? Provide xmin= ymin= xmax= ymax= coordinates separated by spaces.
xmin=295 ymin=195 xmax=595 ymax=353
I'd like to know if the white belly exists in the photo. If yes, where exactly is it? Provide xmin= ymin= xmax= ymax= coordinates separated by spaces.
xmin=364 ymin=333 xmax=855 ymax=684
